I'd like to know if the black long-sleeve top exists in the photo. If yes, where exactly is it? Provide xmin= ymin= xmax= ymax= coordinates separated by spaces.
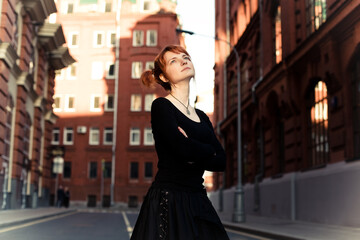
xmin=151 ymin=97 xmax=226 ymax=190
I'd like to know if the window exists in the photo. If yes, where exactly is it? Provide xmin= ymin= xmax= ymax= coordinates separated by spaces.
xmin=308 ymin=81 xmax=329 ymax=167
xmin=89 ymin=127 xmax=100 ymax=145
xmin=89 ymin=162 xmax=97 ymax=179
xmin=273 ymin=4 xmax=282 ymax=64
xmin=131 ymin=62 xmax=142 ymax=79
xmin=240 ymin=58 xmax=249 ymax=95
xmin=63 ymin=162 xmax=71 ymax=178
xmin=130 ymin=128 xmax=140 ymax=145
xmin=143 ymin=0 xmax=151 ymax=11
xmin=106 ymin=62 xmax=115 ymax=79
xmin=93 ymin=31 xmax=105 ymax=47
xmin=67 ymin=63 xmax=77 ymax=79
xmin=92 ymin=62 xmax=104 ymax=79
xmin=306 ymin=0 xmax=327 ymax=35
xmin=105 ymin=94 xmax=114 ymax=111
xmin=104 ymin=0 xmax=112 ymax=12
xmin=68 ymin=32 xmax=79 ymax=47
xmin=65 ymin=95 xmax=75 ymax=111
xmin=144 ymin=127 xmax=154 ymax=146
xmin=103 ymin=127 xmax=113 ymax=145
xmin=352 ymin=55 xmax=360 ymax=158
xmin=55 ymin=69 xmax=65 ymax=80
xmin=63 ymin=127 xmax=74 ymax=145
xmin=66 ymin=3 xmax=74 ymax=14
xmin=146 ymin=30 xmax=157 ymax=46
xmin=144 ymin=162 xmax=153 ymax=179
xmin=103 ymin=161 xmax=111 ymax=178
xmin=53 ymin=95 xmax=61 ymax=112
xmin=52 ymin=128 xmax=60 ymax=145
xmin=144 ymin=94 xmax=155 ymax=111
xmin=107 ymin=31 xmax=116 ymax=47
xmin=145 ymin=61 xmax=154 ymax=70
xmin=132 ymin=30 xmax=144 ymax=47
xmin=90 ymin=95 xmax=101 ymax=112
xmin=130 ymin=162 xmax=139 ymax=179
xmin=131 ymin=94 xmax=142 ymax=111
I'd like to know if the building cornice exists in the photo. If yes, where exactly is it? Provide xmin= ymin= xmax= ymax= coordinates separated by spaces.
xmin=21 ymin=0 xmax=57 ymax=23
xmin=0 ymin=42 xmax=18 ymax=69
xmin=16 ymin=72 xmax=38 ymax=101
xmin=49 ymin=46 xmax=76 ymax=70
xmin=45 ymin=110 xmax=58 ymax=124
xmin=34 ymin=96 xmax=47 ymax=112
xmin=38 ymin=23 xmax=65 ymax=52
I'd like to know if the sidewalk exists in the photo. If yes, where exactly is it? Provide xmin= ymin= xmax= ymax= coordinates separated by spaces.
xmin=219 ymin=212 xmax=360 ymax=240
xmin=0 ymin=207 xmax=76 ymax=229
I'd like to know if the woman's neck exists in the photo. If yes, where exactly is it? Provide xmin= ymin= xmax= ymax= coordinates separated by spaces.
xmin=170 ymin=83 xmax=189 ymax=104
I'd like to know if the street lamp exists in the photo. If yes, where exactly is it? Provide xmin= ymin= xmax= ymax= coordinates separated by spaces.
xmin=176 ymin=28 xmax=245 ymax=222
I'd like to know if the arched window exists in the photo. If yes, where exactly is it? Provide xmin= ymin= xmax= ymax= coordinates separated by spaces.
xmin=308 ymin=81 xmax=329 ymax=167
xmin=273 ymin=2 xmax=282 ymax=64
xmin=306 ymin=0 xmax=327 ymax=35
xmin=352 ymin=55 xmax=360 ymax=158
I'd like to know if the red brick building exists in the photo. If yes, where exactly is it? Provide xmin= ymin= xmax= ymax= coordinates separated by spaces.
xmin=52 ymin=0 xmax=181 ymax=207
xmin=0 ymin=0 xmax=74 ymax=209
xmin=211 ymin=0 xmax=360 ymax=227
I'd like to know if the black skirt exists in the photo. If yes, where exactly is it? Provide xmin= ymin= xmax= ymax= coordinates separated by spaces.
xmin=130 ymin=183 xmax=229 ymax=240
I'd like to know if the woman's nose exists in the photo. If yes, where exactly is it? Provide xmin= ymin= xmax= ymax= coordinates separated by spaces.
xmin=181 ymin=59 xmax=187 ymax=65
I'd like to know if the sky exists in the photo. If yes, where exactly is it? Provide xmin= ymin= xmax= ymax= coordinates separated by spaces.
xmin=176 ymin=0 xmax=215 ymax=112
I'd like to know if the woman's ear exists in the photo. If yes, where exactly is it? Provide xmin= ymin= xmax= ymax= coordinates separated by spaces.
xmin=159 ymin=74 xmax=168 ymax=83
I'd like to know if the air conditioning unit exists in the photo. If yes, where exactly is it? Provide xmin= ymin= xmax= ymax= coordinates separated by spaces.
xmin=77 ymin=126 xmax=87 ymax=134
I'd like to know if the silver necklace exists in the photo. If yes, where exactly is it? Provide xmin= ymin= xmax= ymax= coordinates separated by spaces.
xmin=170 ymin=93 xmax=190 ymax=115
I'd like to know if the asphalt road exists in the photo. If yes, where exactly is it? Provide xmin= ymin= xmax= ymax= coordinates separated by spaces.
xmin=0 ymin=211 xmax=271 ymax=240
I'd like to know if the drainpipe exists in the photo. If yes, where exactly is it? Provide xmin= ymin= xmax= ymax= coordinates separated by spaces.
xmin=252 ymin=0 xmax=264 ymax=212
xmin=110 ymin=0 xmax=122 ymax=206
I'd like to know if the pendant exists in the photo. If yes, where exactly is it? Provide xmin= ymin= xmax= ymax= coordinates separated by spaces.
xmin=186 ymin=109 xmax=190 ymax=115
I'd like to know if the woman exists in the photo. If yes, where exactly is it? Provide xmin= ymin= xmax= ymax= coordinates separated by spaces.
xmin=131 ymin=45 xmax=229 ymax=240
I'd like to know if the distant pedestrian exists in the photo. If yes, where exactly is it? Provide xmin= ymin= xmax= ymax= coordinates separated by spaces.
xmin=57 ymin=185 xmax=65 ymax=208
xmin=130 ymin=45 xmax=229 ymax=240
xmin=63 ymin=186 xmax=70 ymax=208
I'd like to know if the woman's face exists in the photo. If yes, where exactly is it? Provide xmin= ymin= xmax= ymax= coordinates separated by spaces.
xmin=162 ymin=51 xmax=195 ymax=85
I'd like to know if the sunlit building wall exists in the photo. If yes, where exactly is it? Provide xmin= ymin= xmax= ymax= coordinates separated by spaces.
xmin=212 ymin=0 xmax=360 ymax=227
xmin=0 ymin=0 xmax=74 ymax=209
xmin=51 ymin=0 xmax=180 ymax=207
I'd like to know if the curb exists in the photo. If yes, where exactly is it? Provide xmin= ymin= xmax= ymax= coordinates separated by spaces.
xmin=0 ymin=209 xmax=77 ymax=230
xmin=223 ymin=221 xmax=305 ymax=240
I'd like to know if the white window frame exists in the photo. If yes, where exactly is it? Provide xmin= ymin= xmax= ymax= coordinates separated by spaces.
xmin=55 ymin=69 xmax=65 ymax=80
xmin=91 ymin=61 xmax=104 ymax=80
xmin=105 ymin=94 xmax=114 ymax=111
xmin=106 ymin=62 xmax=115 ymax=79
xmin=146 ymin=30 xmax=157 ymax=47
xmin=90 ymin=95 xmax=101 ymax=112
xmin=103 ymin=127 xmax=113 ymax=145
xmin=93 ymin=31 xmax=105 ymax=48
xmin=65 ymin=95 xmax=75 ymax=112
xmin=51 ymin=128 xmax=60 ymax=145
xmin=89 ymin=127 xmax=100 ymax=145
xmin=66 ymin=63 xmax=77 ymax=80
xmin=53 ymin=95 xmax=62 ymax=112
xmin=144 ymin=127 xmax=154 ymax=146
xmin=129 ymin=128 xmax=140 ymax=146
xmin=144 ymin=94 xmax=155 ymax=112
xmin=131 ymin=61 xmax=142 ymax=79
xmin=132 ymin=30 xmax=144 ymax=47
xmin=107 ymin=31 xmax=116 ymax=47
xmin=145 ymin=61 xmax=154 ymax=71
xmin=63 ymin=127 xmax=74 ymax=145
xmin=130 ymin=94 xmax=142 ymax=112
xmin=68 ymin=32 xmax=79 ymax=48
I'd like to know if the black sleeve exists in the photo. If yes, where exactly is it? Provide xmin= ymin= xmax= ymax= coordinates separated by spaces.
xmin=198 ymin=111 xmax=227 ymax=172
xmin=151 ymin=99 xmax=216 ymax=163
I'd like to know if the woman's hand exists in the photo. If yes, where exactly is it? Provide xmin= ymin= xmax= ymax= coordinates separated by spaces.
xmin=178 ymin=126 xmax=188 ymax=138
